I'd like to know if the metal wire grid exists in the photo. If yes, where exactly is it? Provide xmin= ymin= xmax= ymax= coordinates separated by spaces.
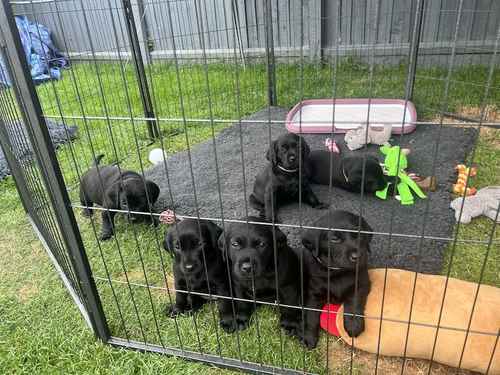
xmin=1 ymin=0 xmax=500 ymax=373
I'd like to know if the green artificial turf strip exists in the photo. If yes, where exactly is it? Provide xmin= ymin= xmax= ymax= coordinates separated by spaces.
xmin=1 ymin=60 xmax=499 ymax=373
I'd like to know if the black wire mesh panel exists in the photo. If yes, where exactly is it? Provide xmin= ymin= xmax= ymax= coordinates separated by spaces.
xmin=2 ymin=0 xmax=500 ymax=373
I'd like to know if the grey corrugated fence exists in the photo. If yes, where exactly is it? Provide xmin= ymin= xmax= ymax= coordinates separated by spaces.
xmin=12 ymin=0 xmax=500 ymax=65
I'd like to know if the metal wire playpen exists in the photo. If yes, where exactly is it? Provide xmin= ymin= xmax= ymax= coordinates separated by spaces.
xmin=0 ymin=0 xmax=499 ymax=373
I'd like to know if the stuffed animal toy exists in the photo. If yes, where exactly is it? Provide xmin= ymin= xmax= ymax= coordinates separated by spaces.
xmin=375 ymin=145 xmax=426 ymax=205
xmin=453 ymin=164 xmax=477 ymax=196
xmin=344 ymin=124 xmax=392 ymax=151
xmin=450 ymin=186 xmax=500 ymax=224
xmin=320 ymin=269 xmax=500 ymax=374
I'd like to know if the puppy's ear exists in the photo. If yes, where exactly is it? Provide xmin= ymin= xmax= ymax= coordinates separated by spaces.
xmin=360 ymin=217 xmax=374 ymax=250
xmin=271 ymin=225 xmax=288 ymax=250
xmin=300 ymin=137 xmax=311 ymax=159
xmin=164 ymin=229 xmax=175 ymax=253
xmin=301 ymin=231 xmax=319 ymax=257
xmin=104 ymin=182 xmax=121 ymax=208
xmin=204 ymin=221 xmax=223 ymax=250
xmin=217 ymin=231 xmax=228 ymax=261
xmin=146 ymin=180 xmax=160 ymax=205
xmin=266 ymin=140 xmax=278 ymax=165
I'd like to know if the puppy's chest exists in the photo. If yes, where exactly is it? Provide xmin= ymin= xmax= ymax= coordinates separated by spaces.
xmin=277 ymin=175 xmax=308 ymax=195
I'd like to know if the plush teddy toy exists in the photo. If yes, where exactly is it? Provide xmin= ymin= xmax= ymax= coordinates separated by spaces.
xmin=319 ymin=268 xmax=500 ymax=374
xmin=344 ymin=124 xmax=392 ymax=151
xmin=450 ymin=186 xmax=500 ymax=224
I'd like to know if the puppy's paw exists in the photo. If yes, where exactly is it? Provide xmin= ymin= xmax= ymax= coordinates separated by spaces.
xmin=298 ymin=333 xmax=319 ymax=349
xmin=313 ymin=202 xmax=329 ymax=210
xmin=343 ymin=314 xmax=365 ymax=337
xmin=100 ymin=231 xmax=113 ymax=241
xmin=165 ymin=304 xmax=188 ymax=318
xmin=280 ymin=320 xmax=298 ymax=337
xmin=220 ymin=316 xmax=238 ymax=333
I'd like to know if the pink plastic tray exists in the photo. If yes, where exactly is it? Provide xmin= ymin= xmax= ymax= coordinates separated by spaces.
xmin=286 ymin=99 xmax=417 ymax=134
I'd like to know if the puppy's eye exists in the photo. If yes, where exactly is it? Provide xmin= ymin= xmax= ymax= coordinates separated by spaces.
xmin=257 ymin=241 xmax=266 ymax=248
xmin=198 ymin=241 xmax=204 ymax=247
xmin=329 ymin=235 xmax=342 ymax=244
xmin=231 ymin=241 xmax=240 ymax=248
xmin=174 ymin=241 xmax=181 ymax=250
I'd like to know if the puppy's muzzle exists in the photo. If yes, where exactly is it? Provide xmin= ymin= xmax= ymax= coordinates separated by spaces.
xmin=239 ymin=261 xmax=253 ymax=275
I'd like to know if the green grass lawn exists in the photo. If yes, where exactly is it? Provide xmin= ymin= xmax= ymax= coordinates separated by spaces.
xmin=1 ymin=60 xmax=499 ymax=374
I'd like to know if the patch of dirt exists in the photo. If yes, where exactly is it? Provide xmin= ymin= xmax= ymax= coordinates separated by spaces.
xmin=429 ymin=105 xmax=500 ymax=127
xmin=114 ymin=269 xmax=175 ymax=299
xmin=17 ymin=283 xmax=39 ymax=303
xmin=323 ymin=339 xmax=474 ymax=374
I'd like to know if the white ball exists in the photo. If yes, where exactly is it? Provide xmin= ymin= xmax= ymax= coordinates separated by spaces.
xmin=149 ymin=148 xmax=166 ymax=165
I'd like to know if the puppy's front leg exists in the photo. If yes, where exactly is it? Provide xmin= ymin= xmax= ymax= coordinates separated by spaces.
xmin=302 ymin=184 xmax=328 ymax=209
xmin=100 ymin=210 xmax=116 ymax=241
xmin=300 ymin=308 xmax=321 ymax=349
xmin=264 ymin=185 xmax=280 ymax=222
xmin=343 ymin=289 xmax=368 ymax=338
xmin=166 ymin=278 xmax=189 ymax=317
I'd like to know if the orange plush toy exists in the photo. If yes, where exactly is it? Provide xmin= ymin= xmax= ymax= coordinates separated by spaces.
xmin=320 ymin=269 xmax=499 ymax=374
xmin=453 ymin=164 xmax=477 ymax=196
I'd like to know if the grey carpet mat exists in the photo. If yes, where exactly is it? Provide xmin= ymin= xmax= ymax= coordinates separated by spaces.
xmin=146 ymin=107 xmax=477 ymax=274
xmin=0 ymin=119 xmax=77 ymax=181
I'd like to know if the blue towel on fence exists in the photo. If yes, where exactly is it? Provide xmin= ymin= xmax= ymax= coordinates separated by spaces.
xmin=0 ymin=16 xmax=68 ymax=87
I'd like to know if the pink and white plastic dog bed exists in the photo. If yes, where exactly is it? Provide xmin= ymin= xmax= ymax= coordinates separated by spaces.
xmin=286 ymin=99 xmax=417 ymax=135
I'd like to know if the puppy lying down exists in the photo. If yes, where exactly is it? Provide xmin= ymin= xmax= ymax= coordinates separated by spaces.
xmin=307 ymin=150 xmax=386 ymax=193
xmin=79 ymin=154 xmax=160 ymax=240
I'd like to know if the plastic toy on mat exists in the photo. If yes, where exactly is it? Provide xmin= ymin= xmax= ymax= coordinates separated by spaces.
xmin=375 ymin=145 xmax=426 ymax=205
xmin=452 ymin=164 xmax=477 ymax=196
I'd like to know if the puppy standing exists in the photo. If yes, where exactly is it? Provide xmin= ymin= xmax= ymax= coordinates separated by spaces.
xmin=219 ymin=217 xmax=302 ymax=335
xmin=299 ymin=210 xmax=373 ymax=348
xmin=307 ymin=150 xmax=386 ymax=193
xmin=250 ymin=133 xmax=327 ymax=222
xmin=164 ymin=219 xmax=234 ymax=332
xmin=79 ymin=154 xmax=160 ymax=240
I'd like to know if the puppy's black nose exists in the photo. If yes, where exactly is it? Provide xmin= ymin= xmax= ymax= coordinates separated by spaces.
xmin=240 ymin=262 xmax=252 ymax=274
xmin=184 ymin=264 xmax=194 ymax=271
xmin=288 ymin=155 xmax=296 ymax=162
xmin=349 ymin=252 xmax=360 ymax=262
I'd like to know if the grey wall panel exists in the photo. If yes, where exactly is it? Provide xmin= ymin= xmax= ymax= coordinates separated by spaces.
xmin=12 ymin=0 xmax=500 ymax=64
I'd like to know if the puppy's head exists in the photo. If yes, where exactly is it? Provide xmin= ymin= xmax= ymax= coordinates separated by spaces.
xmin=301 ymin=210 xmax=373 ymax=270
xmin=266 ymin=133 xmax=310 ymax=171
xmin=343 ymin=156 xmax=386 ymax=193
xmin=218 ymin=217 xmax=287 ymax=280
xmin=107 ymin=177 xmax=160 ymax=222
xmin=164 ymin=219 xmax=222 ymax=275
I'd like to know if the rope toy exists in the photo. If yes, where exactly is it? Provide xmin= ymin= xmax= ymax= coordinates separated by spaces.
xmin=159 ymin=209 xmax=176 ymax=224
xmin=452 ymin=164 xmax=477 ymax=196
xmin=325 ymin=138 xmax=340 ymax=153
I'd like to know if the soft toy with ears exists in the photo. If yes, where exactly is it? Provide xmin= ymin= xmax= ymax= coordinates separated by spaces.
xmin=320 ymin=269 xmax=500 ymax=374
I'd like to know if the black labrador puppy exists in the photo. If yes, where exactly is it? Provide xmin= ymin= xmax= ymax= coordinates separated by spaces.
xmin=249 ymin=133 xmax=328 ymax=222
xmin=307 ymin=150 xmax=386 ymax=193
xmin=79 ymin=154 xmax=160 ymax=240
xmin=298 ymin=210 xmax=373 ymax=349
xmin=219 ymin=217 xmax=301 ymax=335
xmin=164 ymin=219 xmax=234 ymax=332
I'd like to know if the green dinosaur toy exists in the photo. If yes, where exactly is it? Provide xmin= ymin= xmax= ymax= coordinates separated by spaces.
xmin=376 ymin=145 xmax=426 ymax=205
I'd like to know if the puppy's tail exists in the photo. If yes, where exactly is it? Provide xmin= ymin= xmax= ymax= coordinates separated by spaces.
xmin=93 ymin=154 xmax=105 ymax=166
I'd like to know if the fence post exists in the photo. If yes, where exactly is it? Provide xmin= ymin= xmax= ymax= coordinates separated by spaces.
xmin=406 ymin=0 xmax=426 ymax=101
xmin=0 ymin=0 xmax=110 ymax=342
xmin=122 ymin=0 xmax=159 ymax=139
xmin=264 ymin=0 xmax=277 ymax=106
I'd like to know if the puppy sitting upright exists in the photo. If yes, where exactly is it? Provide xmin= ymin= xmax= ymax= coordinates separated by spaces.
xmin=219 ymin=217 xmax=301 ymax=335
xmin=299 ymin=210 xmax=373 ymax=349
xmin=250 ymin=133 xmax=327 ymax=222
xmin=307 ymin=150 xmax=386 ymax=193
xmin=79 ymin=154 xmax=160 ymax=240
xmin=164 ymin=219 xmax=234 ymax=332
